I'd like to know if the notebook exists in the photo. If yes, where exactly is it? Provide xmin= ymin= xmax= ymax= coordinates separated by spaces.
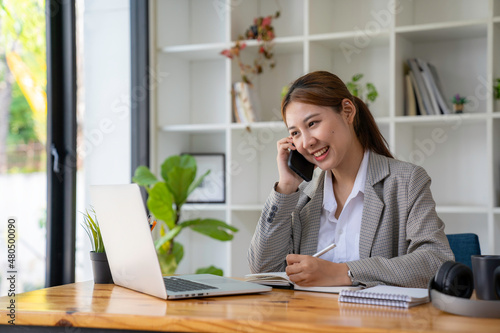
xmin=90 ymin=184 xmax=271 ymax=300
xmin=338 ymin=285 xmax=429 ymax=308
xmin=245 ymin=272 xmax=363 ymax=293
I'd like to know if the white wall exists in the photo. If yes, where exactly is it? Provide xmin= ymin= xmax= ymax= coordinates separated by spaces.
xmin=76 ymin=0 xmax=131 ymax=282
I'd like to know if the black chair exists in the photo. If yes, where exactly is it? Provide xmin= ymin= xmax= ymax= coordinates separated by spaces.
xmin=446 ymin=233 xmax=481 ymax=270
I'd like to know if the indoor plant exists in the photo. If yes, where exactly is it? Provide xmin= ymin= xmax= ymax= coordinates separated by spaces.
xmin=221 ymin=11 xmax=280 ymax=123
xmin=451 ymin=93 xmax=469 ymax=113
xmin=346 ymin=73 xmax=378 ymax=106
xmin=220 ymin=11 xmax=280 ymax=86
xmin=81 ymin=208 xmax=113 ymax=284
xmin=133 ymin=154 xmax=238 ymax=275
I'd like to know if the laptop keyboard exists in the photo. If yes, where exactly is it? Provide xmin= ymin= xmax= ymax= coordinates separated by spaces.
xmin=164 ymin=277 xmax=219 ymax=292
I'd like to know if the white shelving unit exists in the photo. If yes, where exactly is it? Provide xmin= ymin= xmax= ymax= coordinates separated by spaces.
xmin=150 ymin=0 xmax=500 ymax=277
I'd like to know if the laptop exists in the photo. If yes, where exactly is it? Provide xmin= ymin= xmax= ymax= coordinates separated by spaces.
xmin=89 ymin=184 xmax=271 ymax=300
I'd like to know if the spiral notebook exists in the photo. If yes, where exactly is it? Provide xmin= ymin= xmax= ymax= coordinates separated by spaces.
xmin=338 ymin=285 xmax=429 ymax=308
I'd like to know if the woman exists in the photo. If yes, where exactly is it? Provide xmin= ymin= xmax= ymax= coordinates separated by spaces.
xmin=247 ymin=71 xmax=454 ymax=288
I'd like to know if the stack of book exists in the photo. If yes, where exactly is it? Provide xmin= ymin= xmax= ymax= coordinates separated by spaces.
xmin=405 ymin=58 xmax=450 ymax=116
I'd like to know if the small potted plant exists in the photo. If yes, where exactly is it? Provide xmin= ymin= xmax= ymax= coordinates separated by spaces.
xmin=81 ymin=208 xmax=113 ymax=284
xmin=346 ymin=73 xmax=378 ymax=107
xmin=451 ymin=93 xmax=469 ymax=113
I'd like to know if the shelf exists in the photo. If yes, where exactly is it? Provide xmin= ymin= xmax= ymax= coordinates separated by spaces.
xmin=231 ymin=121 xmax=285 ymax=131
xmin=159 ymin=37 xmax=305 ymax=61
xmin=394 ymin=113 xmax=488 ymax=125
xmin=395 ymin=20 xmax=488 ymax=42
xmin=159 ymin=42 xmax=229 ymax=60
xmin=308 ymin=30 xmax=391 ymax=50
xmin=152 ymin=0 xmax=500 ymax=274
xmin=160 ymin=124 xmax=227 ymax=133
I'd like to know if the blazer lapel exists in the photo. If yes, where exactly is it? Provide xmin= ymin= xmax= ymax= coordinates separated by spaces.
xmin=359 ymin=152 xmax=389 ymax=259
xmin=298 ymin=170 xmax=325 ymax=255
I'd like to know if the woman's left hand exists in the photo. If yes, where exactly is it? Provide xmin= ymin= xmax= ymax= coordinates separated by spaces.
xmin=285 ymin=254 xmax=351 ymax=286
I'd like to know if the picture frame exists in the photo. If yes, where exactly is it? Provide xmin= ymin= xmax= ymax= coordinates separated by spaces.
xmin=185 ymin=153 xmax=226 ymax=204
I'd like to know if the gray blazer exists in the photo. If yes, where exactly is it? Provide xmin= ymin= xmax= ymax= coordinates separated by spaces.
xmin=247 ymin=152 xmax=454 ymax=288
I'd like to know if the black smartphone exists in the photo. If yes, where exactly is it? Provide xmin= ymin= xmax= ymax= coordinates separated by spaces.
xmin=287 ymin=149 xmax=314 ymax=182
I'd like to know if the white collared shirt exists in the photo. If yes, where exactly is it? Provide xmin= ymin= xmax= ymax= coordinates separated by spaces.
xmin=316 ymin=150 xmax=369 ymax=263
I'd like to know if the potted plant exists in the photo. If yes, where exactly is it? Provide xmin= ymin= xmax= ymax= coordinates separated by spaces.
xmin=81 ymin=208 xmax=113 ymax=284
xmin=221 ymin=11 xmax=279 ymax=86
xmin=221 ymin=11 xmax=280 ymax=123
xmin=133 ymin=154 xmax=237 ymax=275
xmin=451 ymin=93 xmax=469 ymax=113
xmin=346 ymin=73 xmax=378 ymax=107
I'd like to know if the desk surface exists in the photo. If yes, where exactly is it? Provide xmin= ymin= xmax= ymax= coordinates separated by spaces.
xmin=0 ymin=281 xmax=499 ymax=332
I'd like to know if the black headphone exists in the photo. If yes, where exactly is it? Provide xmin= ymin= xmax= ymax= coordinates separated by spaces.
xmin=429 ymin=261 xmax=500 ymax=318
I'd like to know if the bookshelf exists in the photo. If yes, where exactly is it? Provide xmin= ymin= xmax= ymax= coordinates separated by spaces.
xmin=150 ymin=0 xmax=500 ymax=277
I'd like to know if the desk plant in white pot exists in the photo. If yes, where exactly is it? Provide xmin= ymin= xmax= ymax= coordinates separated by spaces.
xmin=82 ymin=208 xmax=113 ymax=284
xmin=133 ymin=154 xmax=237 ymax=275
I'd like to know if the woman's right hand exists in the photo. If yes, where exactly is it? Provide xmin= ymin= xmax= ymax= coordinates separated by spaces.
xmin=276 ymin=136 xmax=303 ymax=194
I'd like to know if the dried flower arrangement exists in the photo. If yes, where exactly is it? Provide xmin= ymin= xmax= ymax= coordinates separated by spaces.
xmin=220 ymin=11 xmax=280 ymax=86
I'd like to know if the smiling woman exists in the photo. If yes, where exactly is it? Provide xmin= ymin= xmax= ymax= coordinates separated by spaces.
xmin=247 ymin=70 xmax=454 ymax=289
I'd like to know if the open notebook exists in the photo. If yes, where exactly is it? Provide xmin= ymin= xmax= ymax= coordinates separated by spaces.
xmin=339 ymin=285 xmax=429 ymax=308
xmin=245 ymin=272 xmax=362 ymax=293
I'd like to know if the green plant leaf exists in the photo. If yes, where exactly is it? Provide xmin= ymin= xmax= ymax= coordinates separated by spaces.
xmin=158 ymin=251 xmax=178 ymax=275
xmin=181 ymin=218 xmax=238 ymax=241
xmin=147 ymin=182 xmax=175 ymax=230
xmin=132 ymin=166 xmax=159 ymax=188
xmin=172 ymin=241 xmax=184 ymax=265
xmin=366 ymin=83 xmax=378 ymax=103
xmin=154 ymin=225 xmax=182 ymax=251
xmin=352 ymin=73 xmax=363 ymax=82
xmin=81 ymin=207 xmax=105 ymax=253
xmin=161 ymin=155 xmax=197 ymax=206
xmin=187 ymin=169 xmax=210 ymax=197
xmin=156 ymin=241 xmax=184 ymax=275
xmin=195 ymin=265 xmax=223 ymax=276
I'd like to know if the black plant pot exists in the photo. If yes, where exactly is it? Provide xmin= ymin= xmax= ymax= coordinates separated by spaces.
xmin=90 ymin=251 xmax=114 ymax=284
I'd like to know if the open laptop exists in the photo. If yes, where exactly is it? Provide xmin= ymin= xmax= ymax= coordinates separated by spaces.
xmin=89 ymin=184 xmax=271 ymax=300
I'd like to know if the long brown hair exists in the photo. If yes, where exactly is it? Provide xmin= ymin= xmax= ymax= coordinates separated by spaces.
xmin=281 ymin=71 xmax=393 ymax=158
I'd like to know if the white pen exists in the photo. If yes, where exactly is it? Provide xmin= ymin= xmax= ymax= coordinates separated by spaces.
xmin=312 ymin=243 xmax=337 ymax=258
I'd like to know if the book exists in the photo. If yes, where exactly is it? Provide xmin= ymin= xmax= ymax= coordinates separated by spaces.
xmin=407 ymin=58 xmax=433 ymax=115
xmin=339 ymin=285 xmax=429 ymax=309
xmin=417 ymin=58 xmax=451 ymax=115
xmin=428 ymin=62 xmax=451 ymax=114
xmin=409 ymin=71 xmax=424 ymax=116
xmin=245 ymin=272 xmax=363 ymax=293
xmin=404 ymin=74 xmax=417 ymax=116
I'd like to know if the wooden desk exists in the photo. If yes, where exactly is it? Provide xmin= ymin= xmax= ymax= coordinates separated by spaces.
xmin=0 ymin=281 xmax=498 ymax=332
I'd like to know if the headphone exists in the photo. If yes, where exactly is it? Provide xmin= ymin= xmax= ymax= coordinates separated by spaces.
xmin=429 ymin=261 xmax=500 ymax=318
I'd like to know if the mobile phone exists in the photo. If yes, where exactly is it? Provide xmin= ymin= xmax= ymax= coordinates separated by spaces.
xmin=287 ymin=149 xmax=314 ymax=182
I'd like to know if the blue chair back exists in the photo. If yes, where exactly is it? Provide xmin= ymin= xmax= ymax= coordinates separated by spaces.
xmin=446 ymin=233 xmax=481 ymax=269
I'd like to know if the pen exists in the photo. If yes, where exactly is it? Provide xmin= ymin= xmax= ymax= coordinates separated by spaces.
xmin=312 ymin=243 xmax=336 ymax=258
